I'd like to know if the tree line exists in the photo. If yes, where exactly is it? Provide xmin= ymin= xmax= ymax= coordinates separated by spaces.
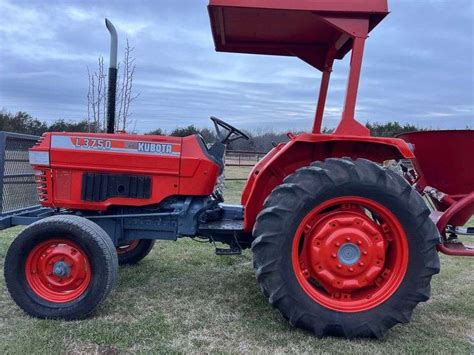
xmin=0 ymin=110 xmax=424 ymax=152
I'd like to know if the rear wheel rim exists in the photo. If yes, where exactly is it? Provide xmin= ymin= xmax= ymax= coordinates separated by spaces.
xmin=292 ymin=196 xmax=409 ymax=312
xmin=116 ymin=240 xmax=140 ymax=255
xmin=25 ymin=239 xmax=91 ymax=303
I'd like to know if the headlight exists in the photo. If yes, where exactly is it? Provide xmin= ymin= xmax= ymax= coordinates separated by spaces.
xmin=28 ymin=151 xmax=50 ymax=166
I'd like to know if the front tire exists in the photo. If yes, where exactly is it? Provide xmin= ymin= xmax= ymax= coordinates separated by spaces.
xmin=5 ymin=215 xmax=118 ymax=320
xmin=252 ymin=158 xmax=440 ymax=338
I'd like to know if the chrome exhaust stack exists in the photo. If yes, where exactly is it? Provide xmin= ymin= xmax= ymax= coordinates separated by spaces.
xmin=105 ymin=18 xmax=118 ymax=134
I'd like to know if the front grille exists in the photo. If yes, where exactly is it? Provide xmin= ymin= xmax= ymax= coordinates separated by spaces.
xmin=34 ymin=136 xmax=45 ymax=146
xmin=34 ymin=169 xmax=49 ymax=202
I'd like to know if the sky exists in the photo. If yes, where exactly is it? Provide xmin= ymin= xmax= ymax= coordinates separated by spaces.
xmin=0 ymin=0 xmax=473 ymax=133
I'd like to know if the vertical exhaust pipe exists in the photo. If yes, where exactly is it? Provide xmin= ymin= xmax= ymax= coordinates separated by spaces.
xmin=105 ymin=18 xmax=118 ymax=134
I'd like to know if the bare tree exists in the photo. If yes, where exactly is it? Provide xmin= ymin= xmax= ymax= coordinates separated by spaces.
xmin=87 ymin=57 xmax=107 ymax=132
xmin=87 ymin=39 xmax=139 ymax=132
xmin=116 ymin=39 xmax=139 ymax=131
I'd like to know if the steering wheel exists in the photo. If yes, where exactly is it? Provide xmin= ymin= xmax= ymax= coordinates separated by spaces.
xmin=210 ymin=116 xmax=250 ymax=144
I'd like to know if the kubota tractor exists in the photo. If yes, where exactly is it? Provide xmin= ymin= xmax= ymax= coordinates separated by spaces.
xmin=1 ymin=0 xmax=472 ymax=338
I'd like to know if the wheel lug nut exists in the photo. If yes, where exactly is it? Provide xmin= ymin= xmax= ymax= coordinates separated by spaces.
xmin=336 ymin=242 xmax=341 ymax=247
xmin=331 ymin=253 xmax=337 ymax=258
xmin=349 ymin=267 xmax=354 ymax=272
xmin=359 ymin=262 xmax=365 ymax=267
xmin=357 ymin=241 xmax=362 ymax=245
xmin=346 ymin=237 xmax=351 ymax=241
xmin=362 ymin=251 xmax=368 ymax=255
xmin=337 ymin=264 xmax=342 ymax=269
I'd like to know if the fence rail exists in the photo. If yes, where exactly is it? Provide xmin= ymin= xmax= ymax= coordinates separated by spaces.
xmin=224 ymin=150 xmax=266 ymax=181
xmin=225 ymin=150 xmax=266 ymax=166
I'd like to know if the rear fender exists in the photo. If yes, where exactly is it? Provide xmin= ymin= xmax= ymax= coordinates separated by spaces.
xmin=241 ymin=133 xmax=414 ymax=232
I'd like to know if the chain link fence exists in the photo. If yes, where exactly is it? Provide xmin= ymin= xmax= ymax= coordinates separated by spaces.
xmin=0 ymin=132 xmax=40 ymax=214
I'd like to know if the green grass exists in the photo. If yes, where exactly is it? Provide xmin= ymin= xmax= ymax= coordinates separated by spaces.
xmin=0 ymin=177 xmax=472 ymax=353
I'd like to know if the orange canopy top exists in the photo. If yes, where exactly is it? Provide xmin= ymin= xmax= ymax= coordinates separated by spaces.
xmin=208 ymin=0 xmax=388 ymax=70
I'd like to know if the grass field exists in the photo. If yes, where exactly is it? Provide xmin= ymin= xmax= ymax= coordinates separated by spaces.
xmin=0 ymin=173 xmax=472 ymax=353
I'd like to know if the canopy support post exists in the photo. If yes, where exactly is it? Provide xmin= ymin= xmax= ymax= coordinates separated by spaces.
xmin=335 ymin=36 xmax=370 ymax=135
xmin=312 ymin=50 xmax=335 ymax=133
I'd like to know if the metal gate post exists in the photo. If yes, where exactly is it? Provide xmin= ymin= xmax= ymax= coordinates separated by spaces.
xmin=0 ymin=132 xmax=6 ymax=213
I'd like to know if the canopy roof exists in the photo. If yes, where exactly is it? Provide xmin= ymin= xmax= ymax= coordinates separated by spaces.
xmin=208 ymin=0 xmax=388 ymax=70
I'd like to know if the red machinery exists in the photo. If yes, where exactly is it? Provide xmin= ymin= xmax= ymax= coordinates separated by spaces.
xmin=1 ymin=0 xmax=472 ymax=339
xmin=398 ymin=130 xmax=474 ymax=256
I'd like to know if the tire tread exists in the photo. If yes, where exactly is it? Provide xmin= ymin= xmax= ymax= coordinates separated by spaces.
xmin=252 ymin=158 xmax=440 ymax=338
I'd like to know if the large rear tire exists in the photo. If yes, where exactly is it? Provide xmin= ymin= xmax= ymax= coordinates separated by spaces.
xmin=252 ymin=158 xmax=440 ymax=338
xmin=5 ymin=215 xmax=118 ymax=320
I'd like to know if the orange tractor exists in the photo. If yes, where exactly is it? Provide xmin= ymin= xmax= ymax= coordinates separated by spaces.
xmin=1 ymin=0 xmax=472 ymax=338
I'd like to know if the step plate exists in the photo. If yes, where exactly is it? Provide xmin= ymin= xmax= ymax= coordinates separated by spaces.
xmin=199 ymin=219 xmax=244 ymax=232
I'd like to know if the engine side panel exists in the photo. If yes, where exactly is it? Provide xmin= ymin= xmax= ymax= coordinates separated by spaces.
xmin=31 ymin=132 xmax=220 ymax=211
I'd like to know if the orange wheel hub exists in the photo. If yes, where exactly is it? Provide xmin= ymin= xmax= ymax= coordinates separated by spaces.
xmin=25 ymin=239 xmax=91 ymax=303
xmin=293 ymin=197 xmax=408 ymax=312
